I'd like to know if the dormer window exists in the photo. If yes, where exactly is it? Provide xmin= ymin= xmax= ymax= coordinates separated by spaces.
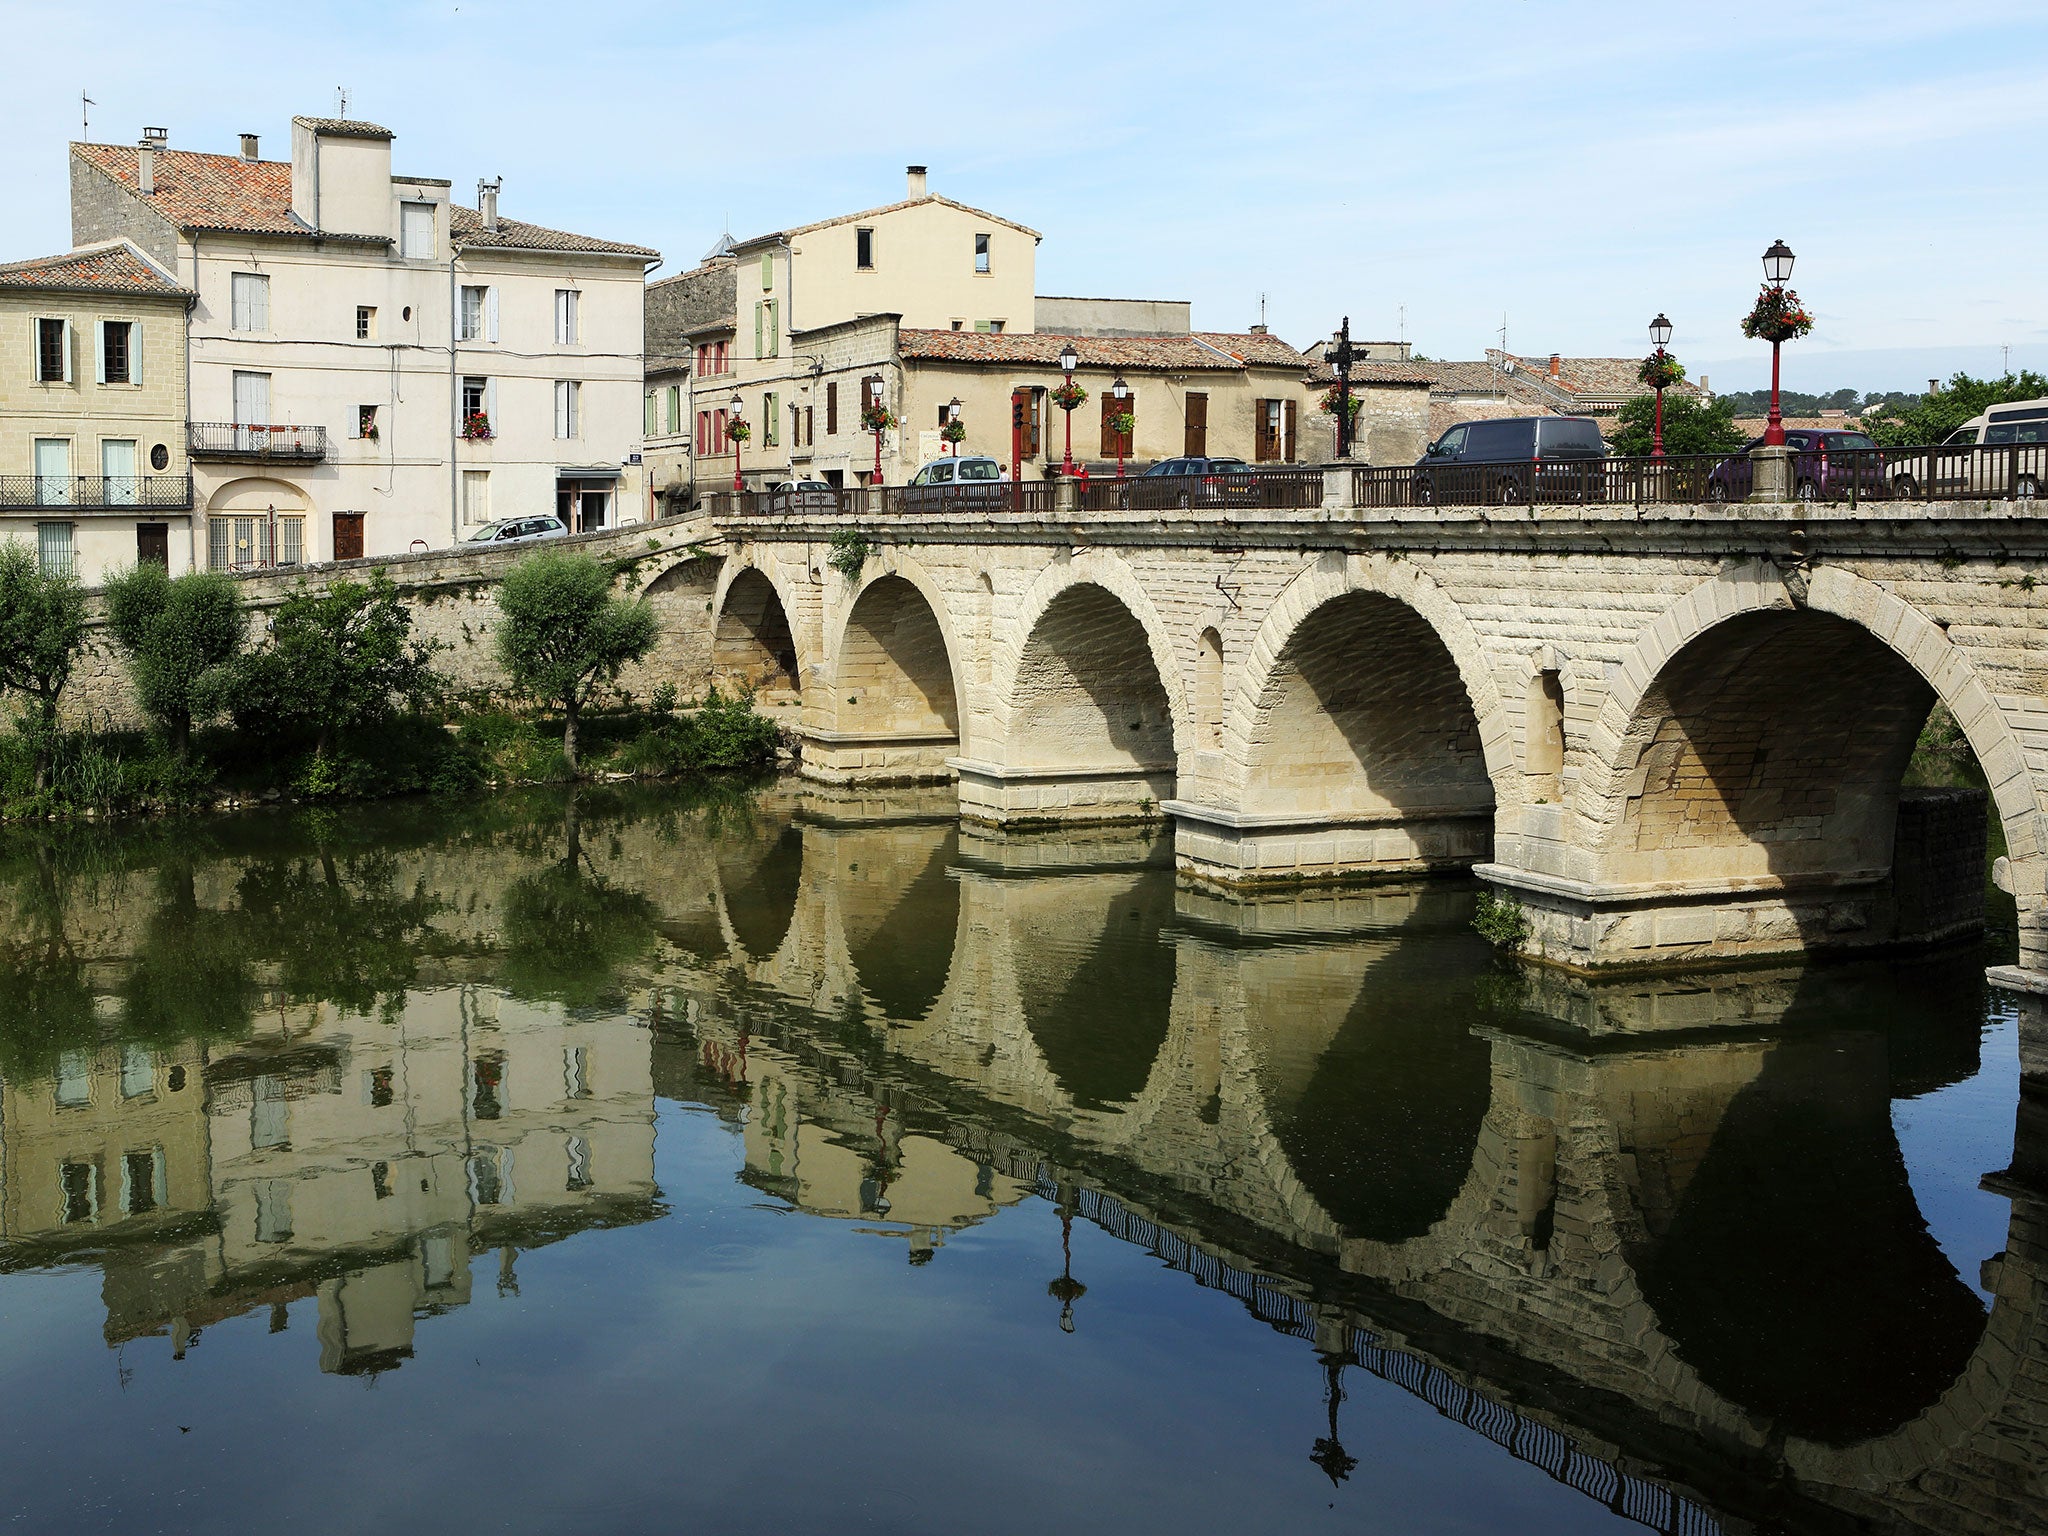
xmin=400 ymin=202 xmax=434 ymax=259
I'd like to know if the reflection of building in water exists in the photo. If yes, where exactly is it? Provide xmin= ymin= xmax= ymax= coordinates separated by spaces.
xmin=0 ymin=987 xmax=659 ymax=1376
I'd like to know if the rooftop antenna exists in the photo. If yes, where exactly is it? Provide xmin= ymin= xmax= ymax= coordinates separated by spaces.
xmin=1259 ymin=292 xmax=1268 ymax=329
xmin=81 ymin=92 xmax=94 ymax=140
xmin=2003 ymin=342 xmax=2012 ymax=376
xmin=1398 ymin=304 xmax=1406 ymax=346
xmin=336 ymin=86 xmax=349 ymax=120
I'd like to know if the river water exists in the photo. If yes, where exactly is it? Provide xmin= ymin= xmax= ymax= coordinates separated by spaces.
xmin=0 ymin=780 xmax=2037 ymax=1534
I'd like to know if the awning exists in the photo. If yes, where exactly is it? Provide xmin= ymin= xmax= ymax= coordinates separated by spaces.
xmin=556 ymin=466 xmax=622 ymax=480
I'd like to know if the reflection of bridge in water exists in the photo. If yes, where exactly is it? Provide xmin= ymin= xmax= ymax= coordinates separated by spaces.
xmin=659 ymin=788 xmax=2047 ymax=1536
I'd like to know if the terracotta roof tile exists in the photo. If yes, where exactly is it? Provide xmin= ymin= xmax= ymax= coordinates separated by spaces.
xmin=290 ymin=116 xmax=393 ymax=139
xmin=449 ymin=205 xmax=656 ymax=259
xmin=0 ymin=239 xmax=190 ymax=297
xmin=72 ymin=143 xmax=315 ymax=238
xmin=898 ymin=328 xmax=1306 ymax=372
xmin=1306 ymin=359 xmax=1436 ymax=387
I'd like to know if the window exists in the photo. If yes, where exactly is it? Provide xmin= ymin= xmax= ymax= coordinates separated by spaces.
xmin=974 ymin=319 xmax=1005 ymax=334
xmin=826 ymin=381 xmax=839 ymax=435
xmin=463 ymin=469 xmax=491 ymax=524
xmin=122 ymin=1149 xmax=164 ymax=1216
xmin=251 ymin=1076 xmax=289 ymax=1149
xmin=975 ymin=233 xmax=991 ymax=274
xmin=469 ymin=1145 xmax=510 ymax=1206
xmin=755 ymin=299 xmax=779 ymax=359
xmin=563 ymin=1047 xmax=590 ymax=1100
xmin=459 ymin=284 xmax=496 ymax=342
xmin=802 ymin=405 xmax=814 ymax=447
xmin=36 ymin=522 xmax=74 ymax=578
xmin=1184 ymin=392 xmax=1209 ymax=457
xmin=35 ymin=317 xmax=70 ymax=382
xmin=209 ymin=514 xmax=303 ymax=569
xmin=472 ymin=1052 xmax=505 ymax=1121
xmin=102 ymin=439 xmax=137 ymax=504
xmin=33 ymin=438 xmax=71 ymax=506
xmin=56 ymin=1049 xmax=91 ymax=1107
xmin=99 ymin=320 xmax=133 ymax=383
xmin=855 ymin=227 xmax=874 ymax=269
xmin=644 ymin=391 xmax=658 ymax=437
xmin=951 ymin=319 xmax=964 ymax=331
xmin=554 ymin=288 xmax=579 ymax=345
xmin=60 ymin=1160 xmax=99 ymax=1224
xmin=565 ymin=1136 xmax=592 ymax=1193
xmin=1254 ymin=397 xmax=1296 ymax=462
xmin=232 ymin=369 xmax=270 ymax=426
xmin=371 ymin=1162 xmax=393 ymax=1200
xmin=554 ymin=379 xmax=580 ymax=439
xmin=121 ymin=1045 xmax=155 ymax=1098
xmin=461 ymin=375 xmax=489 ymax=420
xmin=400 ymin=201 xmax=435 ymax=259
xmin=230 ymin=272 xmax=268 ymax=332
xmin=254 ymin=1180 xmax=293 ymax=1243
xmin=365 ymin=1065 xmax=395 ymax=1107
xmin=357 ymin=404 xmax=378 ymax=440
xmin=356 ymin=305 xmax=376 ymax=339
xmin=763 ymin=390 xmax=778 ymax=447
xmin=666 ymin=385 xmax=682 ymax=434
xmin=696 ymin=410 xmax=711 ymax=455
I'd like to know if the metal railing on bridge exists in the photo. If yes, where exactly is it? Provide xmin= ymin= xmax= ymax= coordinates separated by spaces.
xmin=705 ymin=481 xmax=1057 ymax=518
xmin=1076 ymin=467 xmax=1325 ymax=513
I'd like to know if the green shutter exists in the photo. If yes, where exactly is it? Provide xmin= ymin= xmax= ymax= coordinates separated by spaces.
xmin=761 ymin=251 xmax=773 ymax=289
xmin=755 ymin=303 xmax=763 ymax=358
xmin=644 ymin=392 xmax=657 ymax=436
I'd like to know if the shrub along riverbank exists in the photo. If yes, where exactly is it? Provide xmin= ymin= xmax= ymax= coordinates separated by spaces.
xmin=0 ymin=547 xmax=781 ymax=823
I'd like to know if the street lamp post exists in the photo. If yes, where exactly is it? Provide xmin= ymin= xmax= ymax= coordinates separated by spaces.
xmin=946 ymin=396 xmax=962 ymax=456
xmin=868 ymin=375 xmax=887 ymax=487
xmin=1761 ymin=239 xmax=1795 ymax=447
xmin=729 ymin=391 xmax=745 ymax=493
xmin=1331 ymin=316 xmax=1356 ymax=460
xmin=1110 ymin=374 xmax=1130 ymax=481
xmin=1057 ymin=341 xmax=1079 ymax=478
xmin=1649 ymin=312 xmax=1673 ymax=459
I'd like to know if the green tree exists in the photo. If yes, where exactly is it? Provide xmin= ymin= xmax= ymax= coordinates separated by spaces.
xmin=202 ymin=571 xmax=443 ymax=756
xmin=499 ymin=795 xmax=658 ymax=1007
xmin=103 ymin=564 xmax=244 ymax=758
xmin=1605 ymin=393 xmax=1748 ymax=458
xmin=0 ymin=542 xmax=89 ymax=791
xmin=494 ymin=550 xmax=656 ymax=774
xmin=1863 ymin=370 xmax=2048 ymax=447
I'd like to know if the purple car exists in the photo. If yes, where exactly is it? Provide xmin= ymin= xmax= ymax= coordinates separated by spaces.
xmin=1706 ymin=429 xmax=1886 ymax=501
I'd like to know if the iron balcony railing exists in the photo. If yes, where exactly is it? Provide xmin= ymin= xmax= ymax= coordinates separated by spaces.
xmin=188 ymin=421 xmax=328 ymax=461
xmin=0 ymin=474 xmax=194 ymax=511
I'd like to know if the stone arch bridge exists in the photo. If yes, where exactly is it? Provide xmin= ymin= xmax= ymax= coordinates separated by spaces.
xmin=691 ymin=489 xmax=2048 ymax=986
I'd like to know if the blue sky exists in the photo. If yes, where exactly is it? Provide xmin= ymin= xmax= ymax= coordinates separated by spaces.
xmin=7 ymin=0 xmax=2045 ymax=392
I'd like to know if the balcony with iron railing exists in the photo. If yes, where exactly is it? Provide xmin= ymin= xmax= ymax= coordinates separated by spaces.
xmin=0 ymin=475 xmax=194 ymax=511
xmin=188 ymin=421 xmax=327 ymax=461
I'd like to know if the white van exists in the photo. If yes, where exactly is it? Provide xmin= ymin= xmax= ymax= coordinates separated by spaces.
xmin=1894 ymin=398 xmax=2048 ymax=498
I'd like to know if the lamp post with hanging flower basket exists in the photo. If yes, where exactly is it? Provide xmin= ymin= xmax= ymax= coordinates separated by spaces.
xmin=1052 ymin=341 xmax=1084 ymax=478
xmin=1641 ymin=313 xmax=1680 ymax=459
xmin=1109 ymin=374 xmax=1132 ymax=481
xmin=862 ymin=377 xmax=894 ymax=487
xmin=943 ymin=397 xmax=964 ymax=455
xmin=726 ymin=393 xmax=748 ymax=492
xmin=1745 ymin=240 xmax=1809 ymax=447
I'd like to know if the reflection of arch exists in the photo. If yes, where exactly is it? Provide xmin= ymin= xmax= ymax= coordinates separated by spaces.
xmin=841 ymin=825 xmax=960 ymax=1022
xmin=1234 ymin=556 xmax=1515 ymax=800
xmin=715 ymin=822 xmax=803 ymax=959
xmin=829 ymin=573 xmax=961 ymax=739
xmin=205 ymin=476 xmax=308 ymax=513
xmin=713 ymin=566 xmax=801 ymax=696
xmin=996 ymin=556 xmax=1185 ymax=761
xmin=1580 ymin=565 xmax=2036 ymax=900
xmin=1241 ymin=590 xmax=1497 ymax=826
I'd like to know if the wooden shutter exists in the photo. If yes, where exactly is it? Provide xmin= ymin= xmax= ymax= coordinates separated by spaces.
xmin=826 ymin=381 xmax=838 ymax=435
xmin=1254 ymin=399 xmax=1276 ymax=462
xmin=1027 ymin=389 xmax=1042 ymax=458
xmin=804 ymin=406 xmax=814 ymax=446
xmin=1283 ymin=398 xmax=1298 ymax=462
xmin=1100 ymin=393 xmax=1132 ymax=458
xmin=1185 ymin=392 xmax=1208 ymax=457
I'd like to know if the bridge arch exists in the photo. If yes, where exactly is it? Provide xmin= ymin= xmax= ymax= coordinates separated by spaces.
xmin=814 ymin=557 xmax=967 ymax=780
xmin=1576 ymin=564 xmax=2040 ymax=929
xmin=711 ymin=560 xmax=803 ymax=699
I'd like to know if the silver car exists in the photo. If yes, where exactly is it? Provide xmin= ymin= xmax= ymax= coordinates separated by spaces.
xmin=466 ymin=514 xmax=569 ymax=545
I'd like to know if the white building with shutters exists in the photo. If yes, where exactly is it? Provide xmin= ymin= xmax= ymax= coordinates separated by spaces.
xmin=69 ymin=115 xmax=658 ymax=568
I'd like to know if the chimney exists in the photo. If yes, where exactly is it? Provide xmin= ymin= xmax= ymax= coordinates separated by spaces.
xmin=1249 ymin=323 xmax=1268 ymax=335
xmin=1548 ymin=353 xmax=1562 ymax=380
xmin=1699 ymin=373 xmax=1709 ymax=394
xmin=478 ymin=178 xmax=501 ymax=233
xmin=907 ymin=164 xmax=928 ymax=200
xmin=240 ymin=133 xmax=259 ymax=161
xmin=1929 ymin=378 xmax=1940 ymax=396
xmin=138 ymin=127 xmax=166 ymax=195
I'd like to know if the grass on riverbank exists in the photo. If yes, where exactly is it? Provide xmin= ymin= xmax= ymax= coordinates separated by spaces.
xmin=0 ymin=688 xmax=784 ymax=823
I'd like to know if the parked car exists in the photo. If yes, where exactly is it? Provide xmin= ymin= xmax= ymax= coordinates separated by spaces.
xmin=1412 ymin=416 xmax=1605 ymax=504
xmin=1888 ymin=400 xmax=2048 ymax=499
xmin=1131 ymin=456 xmax=1260 ymax=509
xmin=900 ymin=455 xmax=1008 ymax=509
xmin=760 ymin=478 xmax=842 ymax=514
xmin=1704 ymin=429 xmax=1887 ymax=502
xmin=464 ymin=514 xmax=568 ymax=545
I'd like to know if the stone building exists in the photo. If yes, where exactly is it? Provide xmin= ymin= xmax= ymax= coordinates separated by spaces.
xmin=69 ymin=116 xmax=658 ymax=567
xmin=642 ymin=247 xmax=737 ymax=516
xmin=0 ymin=239 xmax=194 ymax=580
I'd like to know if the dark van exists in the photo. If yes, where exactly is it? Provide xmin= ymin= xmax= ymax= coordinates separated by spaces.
xmin=1413 ymin=416 xmax=1606 ymax=504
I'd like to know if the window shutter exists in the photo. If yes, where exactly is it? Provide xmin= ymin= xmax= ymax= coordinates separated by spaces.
xmin=485 ymin=377 xmax=498 ymax=427
xmin=129 ymin=321 xmax=142 ymax=385
xmin=94 ymin=322 xmax=107 ymax=384
xmin=645 ymin=392 xmax=657 ymax=436
xmin=754 ymin=303 xmax=763 ymax=358
xmin=826 ymin=381 xmax=838 ymax=435
xmin=487 ymin=287 xmax=500 ymax=344
xmin=62 ymin=320 xmax=75 ymax=383
xmin=761 ymin=251 xmax=773 ymax=289
xmin=1284 ymin=398 xmax=1298 ymax=462
xmin=767 ymin=300 xmax=779 ymax=358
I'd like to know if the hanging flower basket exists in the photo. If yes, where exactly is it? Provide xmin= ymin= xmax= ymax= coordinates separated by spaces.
xmin=1741 ymin=285 xmax=1814 ymax=344
xmin=1050 ymin=380 xmax=1088 ymax=412
xmin=860 ymin=404 xmax=896 ymax=433
xmin=461 ymin=412 xmax=493 ymax=441
xmin=1318 ymin=385 xmax=1364 ymax=423
xmin=940 ymin=418 xmax=967 ymax=444
xmin=1637 ymin=352 xmax=1685 ymax=390
xmin=725 ymin=417 xmax=751 ymax=444
xmin=1107 ymin=410 xmax=1136 ymax=439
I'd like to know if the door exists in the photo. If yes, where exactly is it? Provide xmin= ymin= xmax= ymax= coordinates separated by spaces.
xmin=332 ymin=512 xmax=365 ymax=562
xmin=136 ymin=523 xmax=169 ymax=567
xmin=34 ymin=439 xmax=71 ymax=505
xmin=232 ymin=371 xmax=270 ymax=451
xmin=579 ymin=487 xmax=610 ymax=530
xmin=1185 ymin=393 xmax=1208 ymax=458
xmin=101 ymin=439 xmax=137 ymax=506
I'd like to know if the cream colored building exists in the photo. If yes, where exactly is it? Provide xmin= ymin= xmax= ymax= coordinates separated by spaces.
xmin=70 ymin=116 xmax=658 ymax=567
xmin=0 ymin=239 xmax=194 ymax=581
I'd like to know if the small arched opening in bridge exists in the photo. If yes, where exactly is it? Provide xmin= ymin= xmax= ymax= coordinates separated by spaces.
xmin=831 ymin=575 xmax=960 ymax=742
xmin=713 ymin=568 xmax=801 ymax=698
xmin=716 ymin=821 xmax=804 ymax=961
xmin=1241 ymin=592 xmax=1496 ymax=827
xmin=1597 ymin=608 xmax=2007 ymax=950
xmin=1008 ymin=583 xmax=1176 ymax=777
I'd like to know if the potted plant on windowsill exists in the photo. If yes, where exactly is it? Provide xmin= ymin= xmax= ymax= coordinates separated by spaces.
xmin=462 ymin=412 xmax=493 ymax=441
